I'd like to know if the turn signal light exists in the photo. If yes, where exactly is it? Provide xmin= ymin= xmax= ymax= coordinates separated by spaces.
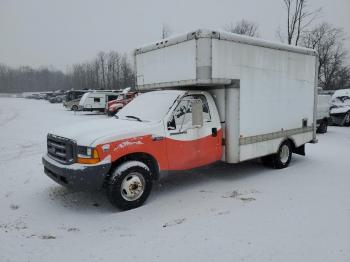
xmin=77 ymin=149 xmax=100 ymax=164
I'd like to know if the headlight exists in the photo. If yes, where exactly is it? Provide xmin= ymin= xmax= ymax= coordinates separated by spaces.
xmin=77 ymin=146 xmax=100 ymax=164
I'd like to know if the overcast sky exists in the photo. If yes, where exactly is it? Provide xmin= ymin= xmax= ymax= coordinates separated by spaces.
xmin=0 ymin=0 xmax=349 ymax=71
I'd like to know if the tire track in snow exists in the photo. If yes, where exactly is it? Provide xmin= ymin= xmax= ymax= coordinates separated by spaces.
xmin=0 ymin=107 xmax=19 ymax=127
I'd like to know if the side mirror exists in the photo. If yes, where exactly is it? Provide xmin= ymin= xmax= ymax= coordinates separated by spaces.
xmin=192 ymin=99 xmax=203 ymax=128
xmin=167 ymin=116 xmax=176 ymax=130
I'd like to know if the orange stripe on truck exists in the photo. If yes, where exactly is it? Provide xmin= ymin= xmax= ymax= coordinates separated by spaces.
xmin=95 ymin=129 xmax=223 ymax=171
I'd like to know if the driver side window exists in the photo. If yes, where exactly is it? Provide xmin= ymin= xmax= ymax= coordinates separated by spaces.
xmin=167 ymin=94 xmax=211 ymax=131
xmin=168 ymin=99 xmax=192 ymax=131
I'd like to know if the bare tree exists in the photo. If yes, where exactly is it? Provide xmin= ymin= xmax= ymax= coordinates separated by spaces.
xmin=301 ymin=23 xmax=349 ymax=89
xmin=0 ymin=64 xmax=67 ymax=93
xmin=224 ymin=19 xmax=259 ymax=37
xmin=281 ymin=0 xmax=321 ymax=45
xmin=161 ymin=23 xmax=172 ymax=39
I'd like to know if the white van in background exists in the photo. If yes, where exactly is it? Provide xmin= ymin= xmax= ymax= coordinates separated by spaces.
xmin=79 ymin=91 xmax=121 ymax=112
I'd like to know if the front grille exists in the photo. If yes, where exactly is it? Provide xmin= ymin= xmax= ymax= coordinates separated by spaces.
xmin=47 ymin=134 xmax=76 ymax=164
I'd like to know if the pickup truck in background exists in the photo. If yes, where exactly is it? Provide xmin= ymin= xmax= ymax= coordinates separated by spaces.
xmin=105 ymin=91 xmax=138 ymax=116
xmin=42 ymin=29 xmax=318 ymax=210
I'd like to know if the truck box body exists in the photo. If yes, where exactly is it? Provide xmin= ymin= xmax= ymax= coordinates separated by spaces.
xmin=135 ymin=29 xmax=318 ymax=163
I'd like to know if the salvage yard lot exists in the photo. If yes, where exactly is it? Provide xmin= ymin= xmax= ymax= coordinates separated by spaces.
xmin=0 ymin=97 xmax=349 ymax=262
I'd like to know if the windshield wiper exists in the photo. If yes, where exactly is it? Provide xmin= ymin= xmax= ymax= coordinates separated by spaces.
xmin=125 ymin=115 xmax=142 ymax=122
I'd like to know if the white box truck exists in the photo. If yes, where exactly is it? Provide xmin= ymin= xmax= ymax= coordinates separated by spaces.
xmin=42 ymin=29 xmax=318 ymax=210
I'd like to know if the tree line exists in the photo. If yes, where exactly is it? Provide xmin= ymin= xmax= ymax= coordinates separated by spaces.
xmin=0 ymin=51 xmax=135 ymax=93
xmin=1 ymin=0 xmax=349 ymax=93
xmin=223 ymin=0 xmax=350 ymax=90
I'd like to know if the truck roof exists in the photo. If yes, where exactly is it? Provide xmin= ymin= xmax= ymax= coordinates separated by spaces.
xmin=135 ymin=28 xmax=317 ymax=57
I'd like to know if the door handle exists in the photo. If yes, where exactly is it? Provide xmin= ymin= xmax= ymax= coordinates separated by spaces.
xmin=212 ymin=128 xmax=217 ymax=137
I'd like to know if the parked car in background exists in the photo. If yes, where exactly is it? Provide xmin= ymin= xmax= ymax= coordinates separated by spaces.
xmin=63 ymin=90 xmax=88 ymax=111
xmin=105 ymin=91 xmax=138 ymax=116
xmin=330 ymin=89 xmax=350 ymax=127
xmin=49 ymin=95 xmax=65 ymax=103
xmin=316 ymin=93 xmax=332 ymax=133
xmin=79 ymin=91 xmax=121 ymax=112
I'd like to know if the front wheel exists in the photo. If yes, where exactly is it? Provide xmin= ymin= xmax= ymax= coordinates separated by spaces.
xmin=107 ymin=161 xmax=153 ymax=210
xmin=344 ymin=113 xmax=350 ymax=127
xmin=71 ymin=105 xmax=78 ymax=111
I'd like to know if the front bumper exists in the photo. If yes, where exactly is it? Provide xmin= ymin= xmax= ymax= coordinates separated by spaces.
xmin=330 ymin=113 xmax=349 ymax=126
xmin=42 ymin=154 xmax=111 ymax=191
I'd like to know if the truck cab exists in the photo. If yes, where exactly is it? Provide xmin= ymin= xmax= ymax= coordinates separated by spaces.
xmin=43 ymin=90 xmax=222 ymax=210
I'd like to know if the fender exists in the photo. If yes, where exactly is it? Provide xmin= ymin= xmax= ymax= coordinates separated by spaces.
xmin=95 ymin=134 xmax=169 ymax=171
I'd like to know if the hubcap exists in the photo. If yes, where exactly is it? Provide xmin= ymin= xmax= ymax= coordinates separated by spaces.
xmin=280 ymin=144 xmax=290 ymax=164
xmin=120 ymin=172 xmax=145 ymax=201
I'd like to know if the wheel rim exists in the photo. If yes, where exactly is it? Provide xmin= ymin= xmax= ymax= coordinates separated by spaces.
xmin=280 ymin=144 xmax=290 ymax=164
xmin=120 ymin=172 xmax=145 ymax=201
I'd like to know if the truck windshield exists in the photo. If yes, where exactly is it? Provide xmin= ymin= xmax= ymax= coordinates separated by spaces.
xmin=117 ymin=92 xmax=181 ymax=122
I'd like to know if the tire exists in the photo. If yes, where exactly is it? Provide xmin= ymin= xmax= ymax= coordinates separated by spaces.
xmin=107 ymin=161 xmax=153 ymax=210
xmin=71 ymin=105 xmax=78 ymax=111
xmin=272 ymin=140 xmax=292 ymax=169
xmin=317 ymin=120 xmax=328 ymax=134
xmin=344 ymin=113 xmax=350 ymax=127
xmin=262 ymin=140 xmax=292 ymax=169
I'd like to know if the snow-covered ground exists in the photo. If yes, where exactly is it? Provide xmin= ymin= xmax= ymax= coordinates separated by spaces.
xmin=0 ymin=97 xmax=349 ymax=262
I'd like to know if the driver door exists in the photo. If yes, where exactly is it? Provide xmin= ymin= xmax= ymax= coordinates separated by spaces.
xmin=165 ymin=95 xmax=221 ymax=170
xmin=165 ymin=98 xmax=199 ymax=170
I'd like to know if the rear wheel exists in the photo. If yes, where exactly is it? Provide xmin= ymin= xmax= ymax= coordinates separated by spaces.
xmin=317 ymin=120 xmax=328 ymax=134
xmin=261 ymin=140 xmax=292 ymax=169
xmin=71 ymin=105 xmax=78 ymax=111
xmin=107 ymin=161 xmax=152 ymax=210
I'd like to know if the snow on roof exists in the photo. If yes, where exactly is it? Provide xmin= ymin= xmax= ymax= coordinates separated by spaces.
xmin=135 ymin=28 xmax=317 ymax=57
xmin=333 ymin=89 xmax=350 ymax=99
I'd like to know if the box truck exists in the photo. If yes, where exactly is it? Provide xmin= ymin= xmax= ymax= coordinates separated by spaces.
xmin=42 ymin=29 xmax=318 ymax=210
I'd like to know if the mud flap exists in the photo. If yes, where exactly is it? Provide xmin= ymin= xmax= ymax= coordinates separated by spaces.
xmin=293 ymin=144 xmax=305 ymax=156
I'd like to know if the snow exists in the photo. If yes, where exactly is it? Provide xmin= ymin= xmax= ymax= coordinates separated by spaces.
xmin=118 ymin=90 xmax=184 ymax=122
xmin=50 ymin=117 xmax=153 ymax=147
xmin=116 ymin=161 xmax=150 ymax=174
xmin=330 ymin=89 xmax=350 ymax=115
xmin=1 ymin=97 xmax=350 ymax=262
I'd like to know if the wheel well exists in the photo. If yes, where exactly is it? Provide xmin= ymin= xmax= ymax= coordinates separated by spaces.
xmin=109 ymin=153 xmax=160 ymax=181
xmin=285 ymin=137 xmax=306 ymax=156
xmin=286 ymin=138 xmax=296 ymax=151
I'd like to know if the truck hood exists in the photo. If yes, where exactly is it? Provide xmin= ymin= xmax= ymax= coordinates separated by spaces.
xmin=49 ymin=118 xmax=162 ymax=146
